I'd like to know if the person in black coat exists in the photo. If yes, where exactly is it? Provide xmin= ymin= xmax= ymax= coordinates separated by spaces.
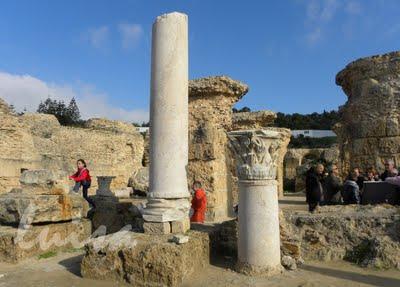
xmin=324 ymin=164 xmax=343 ymax=205
xmin=306 ymin=163 xmax=325 ymax=212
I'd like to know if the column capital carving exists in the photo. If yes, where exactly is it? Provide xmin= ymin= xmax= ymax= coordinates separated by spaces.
xmin=228 ymin=129 xmax=284 ymax=181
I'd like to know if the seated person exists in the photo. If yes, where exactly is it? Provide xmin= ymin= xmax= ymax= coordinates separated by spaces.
xmin=365 ymin=166 xmax=380 ymax=181
xmin=342 ymin=171 xmax=361 ymax=204
xmin=348 ymin=167 xmax=364 ymax=191
xmin=380 ymin=159 xmax=398 ymax=181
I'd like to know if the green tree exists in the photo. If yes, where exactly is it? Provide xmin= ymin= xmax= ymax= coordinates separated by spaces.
xmin=37 ymin=97 xmax=82 ymax=126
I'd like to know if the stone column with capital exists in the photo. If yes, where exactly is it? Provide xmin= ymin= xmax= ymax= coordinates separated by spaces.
xmin=142 ymin=12 xmax=190 ymax=235
xmin=228 ymin=129 xmax=283 ymax=275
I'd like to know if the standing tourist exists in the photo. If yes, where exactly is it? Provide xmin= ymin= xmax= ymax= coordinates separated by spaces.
xmin=380 ymin=159 xmax=398 ymax=181
xmin=306 ymin=163 xmax=325 ymax=212
xmin=69 ymin=159 xmax=95 ymax=208
xmin=342 ymin=170 xmax=361 ymax=204
xmin=190 ymin=181 xmax=207 ymax=223
xmin=324 ymin=164 xmax=342 ymax=205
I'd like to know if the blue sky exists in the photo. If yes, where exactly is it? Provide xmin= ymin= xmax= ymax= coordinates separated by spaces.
xmin=0 ymin=0 xmax=399 ymax=122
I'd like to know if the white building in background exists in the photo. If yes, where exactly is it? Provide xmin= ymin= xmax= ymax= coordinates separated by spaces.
xmin=137 ymin=127 xmax=149 ymax=133
xmin=291 ymin=130 xmax=336 ymax=138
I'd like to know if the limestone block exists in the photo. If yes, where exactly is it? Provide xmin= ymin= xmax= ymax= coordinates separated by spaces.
xmin=129 ymin=166 xmax=149 ymax=194
xmin=20 ymin=169 xmax=58 ymax=187
xmin=143 ymin=221 xmax=171 ymax=235
xmin=171 ymin=218 xmax=190 ymax=234
xmin=81 ymin=230 xmax=210 ymax=287
xmin=171 ymin=234 xmax=189 ymax=244
xmin=232 ymin=110 xmax=276 ymax=130
xmin=142 ymin=198 xmax=190 ymax=222
xmin=92 ymin=197 xmax=145 ymax=234
xmin=0 ymin=219 xmax=91 ymax=263
xmin=0 ymin=192 xmax=88 ymax=225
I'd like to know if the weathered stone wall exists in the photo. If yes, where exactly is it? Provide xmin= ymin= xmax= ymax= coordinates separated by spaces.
xmin=0 ymin=105 xmax=144 ymax=193
xmin=335 ymin=51 xmax=400 ymax=174
xmin=188 ymin=76 xmax=248 ymax=221
xmin=217 ymin=205 xmax=400 ymax=269
xmin=284 ymin=147 xmax=340 ymax=192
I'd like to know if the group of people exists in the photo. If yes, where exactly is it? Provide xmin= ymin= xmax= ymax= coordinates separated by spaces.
xmin=305 ymin=159 xmax=400 ymax=212
xmin=69 ymin=159 xmax=208 ymax=223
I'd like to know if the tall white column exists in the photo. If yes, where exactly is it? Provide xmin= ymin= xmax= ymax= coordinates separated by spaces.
xmin=228 ymin=129 xmax=283 ymax=275
xmin=142 ymin=12 xmax=190 ymax=234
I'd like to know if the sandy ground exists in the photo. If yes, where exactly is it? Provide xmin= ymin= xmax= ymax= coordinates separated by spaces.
xmin=0 ymin=251 xmax=399 ymax=287
xmin=0 ymin=194 xmax=398 ymax=287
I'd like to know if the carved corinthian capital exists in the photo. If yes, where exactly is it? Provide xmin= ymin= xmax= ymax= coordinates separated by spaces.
xmin=228 ymin=129 xmax=283 ymax=180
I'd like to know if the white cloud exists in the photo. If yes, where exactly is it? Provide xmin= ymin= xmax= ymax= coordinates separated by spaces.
xmin=345 ymin=1 xmax=362 ymax=15
xmin=0 ymin=71 xmax=149 ymax=123
xmin=306 ymin=27 xmax=323 ymax=45
xmin=306 ymin=0 xmax=340 ymax=22
xmin=303 ymin=0 xmax=344 ymax=45
xmin=85 ymin=26 xmax=109 ymax=49
xmin=118 ymin=23 xmax=143 ymax=50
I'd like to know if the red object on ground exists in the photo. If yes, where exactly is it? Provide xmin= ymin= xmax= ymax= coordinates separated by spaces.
xmin=69 ymin=167 xmax=91 ymax=182
xmin=190 ymin=188 xmax=207 ymax=223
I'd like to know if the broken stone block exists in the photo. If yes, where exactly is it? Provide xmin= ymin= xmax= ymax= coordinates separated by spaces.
xmin=171 ymin=218 xmax=190 ymax=234
xmin=143 ymin=221 xmax=171 ymax=235
xmin=129 ymin=166 xmax=149 ymax=195
xmin=171 ymin=234 xmax=189 ymax=245
xmin=0 ymin=193 xmax=88 ymax=225
xmin=0 ymin=219 xmax=91 ymax=263
xmin=92 ymin=197 xmax=145 ymax=234
xmin=281 ymin=255 xmax=297 ymax=271
xmin=17 ymin=169 xmax=69 ymax=195
xmin=20 ymin=170 xmax=58 ymax=187
xmin=81 ymin=230 xmax=210 ymax=287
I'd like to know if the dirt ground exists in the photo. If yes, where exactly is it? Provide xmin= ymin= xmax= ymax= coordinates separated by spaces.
xmin=0 ymin=250 xmax=399 ymax=287
xmin=0 ymin=194 xmax=398 ymax=287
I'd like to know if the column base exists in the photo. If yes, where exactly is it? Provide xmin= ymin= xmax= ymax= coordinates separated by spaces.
xmin=143 ymin=218 xmax=190 ymax=235
xmin=236 ymin=261 xmax=283 ymax=276
xmin=142 ymin=198 xmax=190 ymax=222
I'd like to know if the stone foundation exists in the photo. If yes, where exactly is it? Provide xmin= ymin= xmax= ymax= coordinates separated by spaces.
xmin=91 ymin=196 xmax=145 ymax=234
xmin=81 ymin=230 xmax=210 ymax=287
xmin=0 ymin=219 xmax=91 ymax=263
xmin=216 ymin=205 xmax=400 ymax=269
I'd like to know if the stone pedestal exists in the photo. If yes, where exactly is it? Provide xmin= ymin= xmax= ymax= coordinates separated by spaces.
xmin=142 ymin=12 xmax=190 ymax=234
xmin=228 ymin=129 xmax=283 ymax=275
xmin=96 ymin=176 xmax=116 ymax=196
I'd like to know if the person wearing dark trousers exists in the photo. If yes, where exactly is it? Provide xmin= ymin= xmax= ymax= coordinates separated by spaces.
xmin=69 ymin=159 xmax=95 ymax=208
xmin=306 ymin=163 xmax=325 ymax=212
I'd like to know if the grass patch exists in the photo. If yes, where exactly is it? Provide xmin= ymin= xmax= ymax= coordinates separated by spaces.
xmin=38 ymin=251 xmax=58 ymax=260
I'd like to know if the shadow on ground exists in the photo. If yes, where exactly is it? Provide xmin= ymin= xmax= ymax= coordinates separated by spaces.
xmin=300 ymin=264 xmax=400 ymax=287
xmin=58 ymin=254 xmax=84 ymax=277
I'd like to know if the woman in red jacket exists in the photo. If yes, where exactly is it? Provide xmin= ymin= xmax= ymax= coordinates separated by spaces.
xmin=190 ymin=181 xmax=207 ymax=223
xmin=69 ymin=159 xmax=94 ymax=208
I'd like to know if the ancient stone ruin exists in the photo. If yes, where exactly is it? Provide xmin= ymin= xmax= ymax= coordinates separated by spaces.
xmin=228 ymin=129 xmax=283 ymax=275
xmin=189 ymin=76 xmax=248 ymax=221
xmin=0 ymin=111 xmax=144 ymax=193
xmin=0 ymin=170 xmax=90 ymax=262
xmin=1 ymin=9 xmax=400 ymax=287
xmin=335 ymin=51 xmax=400 ymax=174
